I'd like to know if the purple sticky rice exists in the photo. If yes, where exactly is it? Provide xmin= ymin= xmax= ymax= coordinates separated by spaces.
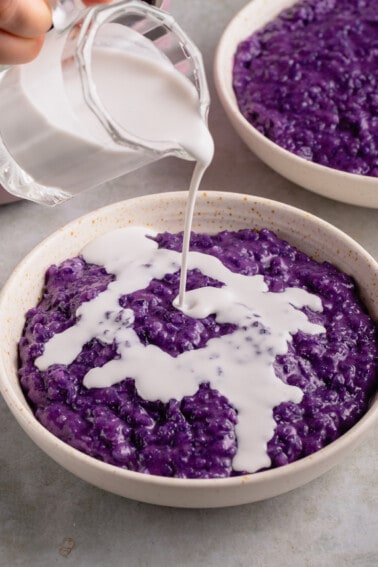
xmin=18 ymin=229 xmax=378 ymax=478
xmin=233 ymin=0 xmax=378 ymax=176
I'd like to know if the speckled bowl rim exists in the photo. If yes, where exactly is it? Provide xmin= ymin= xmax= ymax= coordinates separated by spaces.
xmin=0 ymin=191 xmax=377 ymax=507
xmin=214 ymin=0 xmax=378 ymax=209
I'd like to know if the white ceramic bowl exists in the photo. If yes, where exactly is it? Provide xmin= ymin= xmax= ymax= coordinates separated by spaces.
xmin=214 ymin=0 xmax=378 ymax=209
xmin=0 ymin=191 xmax=377 ymax=507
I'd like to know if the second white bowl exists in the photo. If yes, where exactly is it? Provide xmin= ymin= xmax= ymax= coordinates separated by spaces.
xmin=214 ymin=0 xmax=378 ymax=208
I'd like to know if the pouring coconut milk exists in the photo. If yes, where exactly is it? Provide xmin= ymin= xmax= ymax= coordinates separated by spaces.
xmin=0 ymin=0 xmax=211 ymax=205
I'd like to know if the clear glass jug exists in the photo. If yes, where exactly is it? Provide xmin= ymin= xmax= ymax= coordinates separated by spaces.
xmin=0 ymin=0 xmax=209 ymax=205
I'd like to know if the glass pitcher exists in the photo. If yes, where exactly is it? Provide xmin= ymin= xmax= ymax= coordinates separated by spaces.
xmin=0 ymin=0 xmax=209 ymax=205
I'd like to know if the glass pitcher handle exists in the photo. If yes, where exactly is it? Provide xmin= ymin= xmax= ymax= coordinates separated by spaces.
xmin=51 ymin=0 xmax=86 ymax=31
xmin=52 ymin=1 xmax=170 ymax=31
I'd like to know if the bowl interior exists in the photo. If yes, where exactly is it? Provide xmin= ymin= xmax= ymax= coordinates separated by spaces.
xmin=0 ymin=191 xmax=377 ymax=507
xmin=214 ymin=0 xmax=378 ymax=208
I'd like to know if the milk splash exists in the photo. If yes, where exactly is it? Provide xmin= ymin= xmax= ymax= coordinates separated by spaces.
xmin=36 ymin=227 xmax=325 ymax=472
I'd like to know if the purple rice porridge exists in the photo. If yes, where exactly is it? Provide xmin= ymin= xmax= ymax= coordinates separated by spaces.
xmin=18 ymin=228 xmax=378 ymax=478
xmin=233 ymin=0 xmax=378 ymax=176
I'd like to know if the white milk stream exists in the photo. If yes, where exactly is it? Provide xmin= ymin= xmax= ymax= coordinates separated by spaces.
xmin=34 ymin=27 xmax=326 ymax=473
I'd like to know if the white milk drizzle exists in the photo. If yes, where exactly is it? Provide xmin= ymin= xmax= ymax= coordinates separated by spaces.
xmin=36 ymin=226 xmax=325 ymax=472
xmin=34 ymin=36 xmax=326 ymax=472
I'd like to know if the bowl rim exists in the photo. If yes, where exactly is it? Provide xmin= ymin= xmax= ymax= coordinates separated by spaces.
xmin=213 ymin=0 xmax=378 ymax=192
xmin=0 ymin=191 xmax=377 ymax=493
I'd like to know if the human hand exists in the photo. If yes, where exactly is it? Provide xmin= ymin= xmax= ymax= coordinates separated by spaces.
xmin=0 ymin=0 xmax=111 ymax=65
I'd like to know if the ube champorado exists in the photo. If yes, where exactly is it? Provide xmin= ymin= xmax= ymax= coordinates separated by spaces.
xmin=233 ymin=0 xmax=378 ymax=176
xmin=18 ymin=228 xmax=378 ymax=478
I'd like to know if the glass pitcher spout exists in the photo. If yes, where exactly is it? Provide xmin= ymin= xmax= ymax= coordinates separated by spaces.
xmin=0 ymin=1 xmax=210 ymax=206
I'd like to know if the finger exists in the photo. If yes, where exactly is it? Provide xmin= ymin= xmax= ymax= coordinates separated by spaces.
xmin=0 ymin=0 xmax=52 ymax=39
xmin=0 ymin=30 xmax=45 ymax=64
